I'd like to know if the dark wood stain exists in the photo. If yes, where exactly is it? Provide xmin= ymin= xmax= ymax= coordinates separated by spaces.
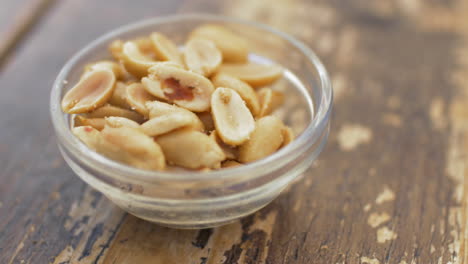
xmin=192 ymin=229 xmax=214 ymax=249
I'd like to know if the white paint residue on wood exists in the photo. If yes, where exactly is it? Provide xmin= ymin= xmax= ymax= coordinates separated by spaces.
xmin=375 ymin=186 xmax=396 ymax=204
xmin=377 ymin=226 xmax=397 ymax=243
xmin=337 ymin=124 xmax=372 ymax=151
xmin=368 ymin=212 xmax=391 ymax=228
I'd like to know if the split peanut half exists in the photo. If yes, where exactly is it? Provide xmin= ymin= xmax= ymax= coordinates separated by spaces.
xmin=212 ymin=73 xmax=260 ymax=116
xmin=222 ymin=160 xmax=242 ymax=168
xmin=156 ymin=128 xmax=225 ymax=169
xmin=109 ymin=40 xmax=124 ymax=61
xmin=145 ymin=64 xmax=214 ymax=112
xmin=105 ymin=116 xmax=140 ymax=129
xmin=74 ymin=116 xmax=105 ymax=131
xmin=190 ymin=24 xmax=248 ymax=63
xmin=257 ymin=88 xmax=285 ymax=117
xmin=121 ymin=41 xmax=157 ymax=78
xmin=217 ymin=62 xmax=283 ymax=87
xmin=125 ymin=82 xmax=156 ymax=117
xmin=150 ymin=32 xmax=183 ymax=65
xmin=62 ymin=69 xmax=116 ymax=114
xmin=108 ymin=82 xmax=132 ymax=109
xmin=87 ymin=104 xmax=145 ymax=123
xmin=85 ymin=61 xmax=126 ymax=80
xmin=211 ymin=87 xmax=255 ymax=146
xmin=72 ymin=126 xmax=102 ymax=150
xmin=99 ymin=126 xmax=165 ymax=170
xmin=209 ymin=130 xmax=238 ymax=160
xmin=145 ymin=101 xmax=204 ymax=131
xmin=280 ymin=126 xmax=295 ymax=148
xmin=239 ymin=115 xmax=285 ymax=163
xmin=183 ymin=38 xmax=222 ymax=76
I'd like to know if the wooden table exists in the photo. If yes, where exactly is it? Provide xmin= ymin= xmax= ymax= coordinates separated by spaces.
xmin=1 ymin=0 xmax=467 ymax=263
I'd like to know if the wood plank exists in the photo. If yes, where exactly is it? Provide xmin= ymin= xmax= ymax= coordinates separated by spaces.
xmin=0 ymin=0 xmax=466 ymax=263
xmin=0 ymin=0 xmax=56 ymax=69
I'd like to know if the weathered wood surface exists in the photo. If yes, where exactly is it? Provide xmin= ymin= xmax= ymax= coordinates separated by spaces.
xmin=0 ymin=0 xmax=466 ymax=263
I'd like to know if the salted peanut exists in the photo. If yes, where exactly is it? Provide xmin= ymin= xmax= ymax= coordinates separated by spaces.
xmin=190 ymin=24 xmax=248 ymax=63
xmin=209 ymin=130 xmax=237 ymax=160
xmin=133 ymin=37 xmax=154 ymax=54
xmin=108 ymin=82 xmax=131 ymax=109
xmin=146 ymin=101 xmax=204 ymax=131
xmin=183 ymin=38 xmax=222 ymax=76
xmin=121 ymin=41 xmax=157 ymax=78
xmin=197 ymin=111 xmax=215 ymax=132
xmin=156 ymin=129 xmax=225 ymax=169
xmin=222 ymin=160 xmax=242 ymax=168
xmin=105 ymin=116 xmax=140 ymax=129
xmin=99 ymin=126 xmax=165 ymax=170
xmin=146 ymin=64 xmax=214 ymax=112
xmin=109 ymin=40 xmax=124 ymax=61
xmin=257 ymin=88 xmax=285 ymax=117
xmin=217 ymin=62 xmax=283 ymax=87
xmin=62 ymin=69 xmax=116 ymax=114
xmin=280 ymin=126 xmax=294 ymax=148
xmin=150 ymin=32 xmax=183 ymax=65
xmin=87 ymin=104 xmax=145 ymax=123
xmin=72 ymin=126 xmax=101 ymax=150
xmin=141 ymin=113 xmax=196 ymax=137
xmin=239 ymin=116 xmax=284 ymax=163
xmin=74 ymin=116 xmax=105 ymax=131
xmin=212 ymin=73 xmax=259 ymax=116
xmin=211 ymin=88 xmax=255 ymax=145
xmin=125 ymin=83 xmax=156 ymax=117
xmin=85 ymin=61 xmax=125 ymax=80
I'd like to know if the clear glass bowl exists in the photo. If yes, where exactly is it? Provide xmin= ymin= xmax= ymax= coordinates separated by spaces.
xmin=50 ymin=14 xmax=333 ymax=229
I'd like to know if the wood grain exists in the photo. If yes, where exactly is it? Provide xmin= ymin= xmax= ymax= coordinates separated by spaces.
xmin=0 ymin=0 xmax=466 ymax=263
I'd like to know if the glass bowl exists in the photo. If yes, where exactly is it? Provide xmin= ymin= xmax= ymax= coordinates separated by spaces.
xmin=50 ymin=14 xmax=332 ymax=229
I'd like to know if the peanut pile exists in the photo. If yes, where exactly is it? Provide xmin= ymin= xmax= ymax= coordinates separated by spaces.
xmin=62 ymin=24 xmax=294 ymax=171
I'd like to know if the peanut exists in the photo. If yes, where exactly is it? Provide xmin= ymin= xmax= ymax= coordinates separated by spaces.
xmin=150 ymin=32 xmax=183 ymax=65
xmin=197 ymin=111 xmax=215 ymax=132
xmin=125 ymin=82 xmax=156 ymax=117
xmin=184 ymin=38 xmax=222 ymax=76
xmin=62 ymin=69 xmax=116 ymax=114
xmin=72 ymin=126 xmax=101 ymax=150
xmin=190 ymin=24 xmax=248 ymax=63
xmin=85 ymin=61 xmax=125 ymax=80
xmin=121 ymin=41 xmax=157 ymax=78
xmin=217 ymin=62 xmax=283 ymax=87
xmin=222 ymin=160 xmax=242 ymax=168
xmin=209 ymin=130 xmax=237 ymax=160
xmin=280 ymin=126 xmax=295 ymax=148
xmin=141 ymin=113 xmax=196 ymax=137
xmin=109 ymin=39 xmax=124 ymax=61
xmin=104 ymin=116 xmax=140 ymax=129
xmin=74 ymin=116 xmax=105 ymax=130
xmin=257 ymin=88 xmax=285 ymax=117
xmin=87 ymin=104 xmax=145 ymax=123
xmin=212 ymin=73 xmax=259 ymax=116
xmin=239 ymin=116 xmax=284 ymax=162
xmin=156 ymin=128 xmax=225 ymax=169
xmin=108 ymin=82 xmax=132 ymax=109
xmin=99 ymin=126 xmax=165 ymax=170
xmin=146 ymin=64 xmax=214 ymax=112
xmin=211 ymin=88 xmax=255 ymax=146
xmin=145 ymin=101 xmax=204 ymax=131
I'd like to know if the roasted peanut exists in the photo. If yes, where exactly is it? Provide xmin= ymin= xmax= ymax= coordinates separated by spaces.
xmin=150 ymin=32 xmax=183 ymax=65
xmin=85 ymin=61 xmax=125 ymax=80
xmin=141 ymin=113 xmax=196 ymax=137
xmin=211 ymin=88 xmax=255 ymax=145
xmin=133 ymin=37 xmax=154 ymax=55
xmin=239 ymin=116 xmax=284 ymax=162
xmin=257 ymin=88 xmax=285 ymax=117
xmin=125 ymin=82 xmax=156 ymax=117
xmin=212 ymin=73 xmax=260 ymax=116
xmin=109 ymin=82 xmax=132 ymax=109
xmin=109 ymin=40 xmax=124 ymax=61
xmin=280 ymin=126 xmax=294 ymax=148
xmin=62 ymin=69 xmax=116 ymax=114
xmin=72 ymin=126 xmax=101 ymax=150
xmin=156 ymin=128 xmax=225 ymax=169
xmin=145 ymin=101 xmax=204 ymax=131
xmin=121 ymin=41 xmax=157 ymax=78
xmin=145 ymin=64 xmax=214 ymax=112
xmin=183 ymin=38 xmax=222 ymax=76
xmin=99 ymin=126 xmax=165 ymax=170
xmin=74 ymin=116 xmax=105 ymax=130
xmin=222 ymin=160 xmax=242 ymax=168
xmin=87 ymin=104 xmax=145 ymax=123
xmin=105 ymin=116 xmax=140 ymax=129
xmin=209 ymin=130 xmax=237 ymax=160
xmin=190 ymin=24 xmax=248 ymax=63
xmin=217 ymin=62 xmax=283 ymax=87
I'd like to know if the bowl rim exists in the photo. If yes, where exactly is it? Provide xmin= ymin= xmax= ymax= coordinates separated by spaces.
xmin=50 ymin=13 xmax=333 ymax=182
